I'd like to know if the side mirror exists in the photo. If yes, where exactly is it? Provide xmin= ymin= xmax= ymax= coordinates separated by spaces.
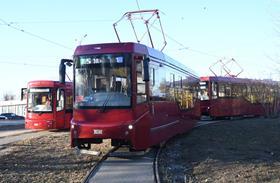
xmin=21 ymin=88 xmax=27 ymax=100
xmin=143 ymin=58 xmax=150 ymax=82
xmin=59 ymin=59 xmax=73 ymax=83
xmin=62 ymin=59 xmax=73 ymax=67
xmin=59 ymin=60 xmax=66 ymax=83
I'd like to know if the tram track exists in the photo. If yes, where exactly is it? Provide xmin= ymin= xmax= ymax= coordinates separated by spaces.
xmin=82 ymin=146 xmax=157 ymax=183
xmin=154 ymin=120 xmax=223 ymax=183
xmin=82 ymin=120 xmax=223 ymax=183
xmin=82 ymin=146 xmax=120 ymax=183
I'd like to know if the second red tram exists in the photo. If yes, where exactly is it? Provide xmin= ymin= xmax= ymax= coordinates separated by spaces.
xmin=70 ymin=42 xmax=200 ymax=150
xmin=25 ymin=80 xmax=73 ymax=130
xmin=199 ymin=76 xmax=280 ymax=119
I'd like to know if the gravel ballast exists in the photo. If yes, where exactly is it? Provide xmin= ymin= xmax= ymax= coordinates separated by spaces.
xmin=159 ymin=118 xmax=280 ymax=183
xmin=0 ymin=132 xmax=111 ymax=183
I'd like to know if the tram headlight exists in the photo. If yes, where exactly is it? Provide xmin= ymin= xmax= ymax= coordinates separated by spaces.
xmin=71 ymin=124 xmax=75 ymax=129
xmin=46 ymin=120 xmax=53 ymax=124
xmin=128 ymin=124 xmax=133 ymax=130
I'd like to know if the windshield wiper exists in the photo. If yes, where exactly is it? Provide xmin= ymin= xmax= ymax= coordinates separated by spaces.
xmin=100 ymin=93 xmax=113 ymax=113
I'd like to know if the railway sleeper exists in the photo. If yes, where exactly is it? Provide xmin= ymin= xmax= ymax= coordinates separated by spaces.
xmin=75 ymin=147 xmax=101 ymax=156
xmin=108 ymin=147 xmax=151 ymax=158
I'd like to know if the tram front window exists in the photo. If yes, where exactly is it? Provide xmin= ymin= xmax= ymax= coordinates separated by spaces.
xmin=74 ymin=54 xmax=131 ymax=108
xmin=27 ymin=88 xmax=53 ymax=112
xmin=199 ymin=81 xmax=209 ymax=100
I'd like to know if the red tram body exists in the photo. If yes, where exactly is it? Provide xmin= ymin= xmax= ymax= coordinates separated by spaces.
xmin=25 ymin=80 xmax=73 ymax=130
xmin=70 ymin=42 xmax=200 ymax=150
xmin=199 ymin=76 xmax=280 ymax=119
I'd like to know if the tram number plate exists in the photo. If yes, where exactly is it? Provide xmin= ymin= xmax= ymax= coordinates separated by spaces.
xmin=93 ymin=129 xmax=103 ymax=135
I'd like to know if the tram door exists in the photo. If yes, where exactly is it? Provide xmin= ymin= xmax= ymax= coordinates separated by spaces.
xmin=55 ymin=88 xmax=66 ymax=129
xmin=134 ymin=56 xmax=150 ymax=147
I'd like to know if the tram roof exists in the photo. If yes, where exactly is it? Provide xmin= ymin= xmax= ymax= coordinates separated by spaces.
xmin=200 ymin=76 xmax=279 ymax=86
xmin=74 ymin=42 xmax=199 ymax=78
xmin=27 ymin=80 xmax=72 ymax=88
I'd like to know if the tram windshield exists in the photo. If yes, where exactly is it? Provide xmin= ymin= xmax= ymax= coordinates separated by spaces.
xmin=74 ymin=53 xmax=131 ymax=108
xmin=27 ymin=88 xmax=53 ymax=112
xmin=198 ymin=81 xmax=209 ymax=100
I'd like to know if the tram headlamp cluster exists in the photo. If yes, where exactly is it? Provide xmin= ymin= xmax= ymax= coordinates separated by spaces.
xmin=46 ymin=120 xmax=54 ymax=126
xmin=128 ymin=125 xmax=133 ymax=130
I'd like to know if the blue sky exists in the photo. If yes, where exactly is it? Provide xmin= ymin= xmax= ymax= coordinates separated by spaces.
xmin=0 ymin=0 xmax=279 ymax=99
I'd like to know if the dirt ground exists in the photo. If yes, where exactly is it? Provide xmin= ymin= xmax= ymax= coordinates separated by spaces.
xmin=158 ymin=117 xmax=280 ymax=183
xmin=0 ymin=131 xmax=111 ymax=183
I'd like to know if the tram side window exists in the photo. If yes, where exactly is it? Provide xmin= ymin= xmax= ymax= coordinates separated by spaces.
xmin=264 ymin=85 xmax=275 ymax=104
xmin=57 ymin=89 xmax=65 ymax=111
xmin=66 ymin=94 xmax=73 ymax=111
xmin=254 ymin=84 xmax=265 ymax=103
xmin=242 ymin=85 xmax=247 ymax=97
xmin=173 ymin=74 xmax=182 ymax=105
xmin=218 ymin=84 xmax=225 ymax=97
xmin=250 ymin=85 xmax=258 ymax=103
xmin=225 ymin=85 xmax=231 ymax=97
xmin=149 ymin=62 xmax=167 ymax=101
xmin=136 ymin=61 xmax=147 ymax=103
xmin=245 ymin=85 xmax=251 ymax=102
xmin=218 ymin=84 xmax=231 ymax=98
xmin=232 ymin=84 xmax=242 ymax=97
xmin=211 ymin=82 xmax=217 ymax=99
xmin=150 ymin=67 xmax=155 ymax=86
xmin=181 ymin=77 xmax=197 ymax=109
xmin=165 ymin=72 xmax=176 ymax=101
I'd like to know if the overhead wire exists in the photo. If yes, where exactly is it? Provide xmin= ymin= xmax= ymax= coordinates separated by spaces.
xmin=131 ymin=1 xmax=221 ymax=59
xmin=0 ymin=18 xmax=73 ymax=81
xmin=0 ymin=18 xmax=72 ymax=50
xmin=135 ymin=0 xmax=141 ymax=11
xmin=6 ymin=19 xmax=114 ymax=24
xmin=2 ymin=11 xmax=220 ymax=63
xmin=0 ymin=61 xmax=57 ymax=68
xmin=148 ymin=23 xmax=220 ymax=58
xmin=129 ymin=1 xmax=222 ymax=59
xmin=0 ymin=61 xmax=72 ymax=82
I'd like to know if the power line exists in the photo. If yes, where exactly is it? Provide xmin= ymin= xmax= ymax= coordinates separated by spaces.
xmin=135 ymin=0 xmax=141 ymax=11
xmin=179 ymin=47 xmax=220 ymax=58
xmin=0 ymin=61 xmax=73 ymax=82
xmin=124 ymin=4 xmax=219 ymax=58
xmin=0 ymin=61 xmax=57 ymax=68
xmin=149 ymin=23 xmax=220 ymax=58
xmin=0 ymin=55 xmax=61 ymax=58
xmin=0 ymin=18 xmax=72 ymax=50
xmin=5 ymin=19 xmax=114 ymax=24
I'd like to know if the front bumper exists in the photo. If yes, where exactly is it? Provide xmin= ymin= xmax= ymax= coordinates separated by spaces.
xmin=25 ymin=119 xmax=54 ymax=129
xmin=70 ymin=120 xmax=133 ymax=147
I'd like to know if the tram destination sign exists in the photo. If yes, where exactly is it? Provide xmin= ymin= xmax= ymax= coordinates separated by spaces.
xmin=29 ymin=88 xmax=50 ymax=93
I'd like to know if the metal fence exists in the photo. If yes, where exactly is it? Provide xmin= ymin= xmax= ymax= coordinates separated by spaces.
xmin=0 ymin=100 xmax=26 ymax=117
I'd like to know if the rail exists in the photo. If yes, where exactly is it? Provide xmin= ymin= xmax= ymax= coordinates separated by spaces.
xmin=82 ymin=146 xmax=120 ymax=183
xmin=154 ymin=120 xmax=224 ymax=183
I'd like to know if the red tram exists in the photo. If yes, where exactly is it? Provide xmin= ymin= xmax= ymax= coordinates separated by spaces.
xmin=25 ymin=80 xmax=73 ymax=130
xmin=199 ymin=76 xmax=280 ymax=119
xmin=70 ymin=42 xmax=200 ymax=150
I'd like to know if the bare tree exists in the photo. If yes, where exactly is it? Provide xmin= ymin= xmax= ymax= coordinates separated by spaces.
xmin=3 ymin=93 xmax=15 ymax=101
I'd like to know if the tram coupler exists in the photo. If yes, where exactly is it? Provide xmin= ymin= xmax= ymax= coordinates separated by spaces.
xmin=75 ymin=147 xmax=101 ymax=156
